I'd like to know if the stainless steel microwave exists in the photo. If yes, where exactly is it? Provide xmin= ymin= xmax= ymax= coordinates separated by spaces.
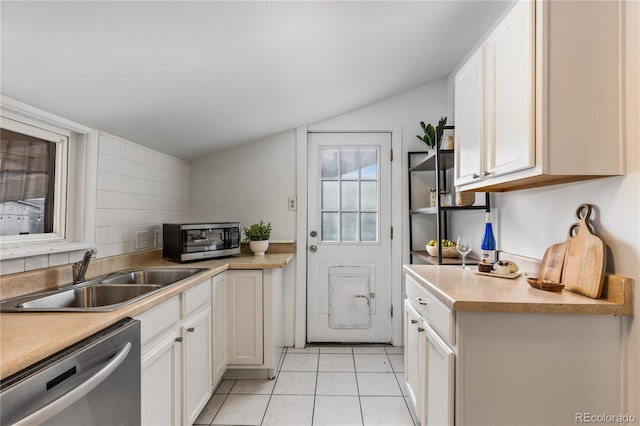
xmin=163 ymin=222 xmax=241 ymax=262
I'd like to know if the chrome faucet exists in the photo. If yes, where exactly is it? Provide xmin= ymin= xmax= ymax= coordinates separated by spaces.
xmin=72 ymin=249 xmax=96 ymax=284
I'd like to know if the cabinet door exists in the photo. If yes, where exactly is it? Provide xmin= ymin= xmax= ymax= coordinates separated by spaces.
xmin=141 ymin=332 xmax=181 ymax=426
xmin=403 ymin=300 xmax=423 ymax=418
xmin=183 ymin=307 xmax=213 ymax=425
xmin=455 ymin=45 xmax=485 ymax=186
xmin=226 ymin=270 xmax=264 ymax=365
xmin=211 ymin=273 xmax=227 ymax=386
xmin=422 ymin=323 xmax=455 ymax=426
xmin=485 ymin=0 xmax=534 ymax=177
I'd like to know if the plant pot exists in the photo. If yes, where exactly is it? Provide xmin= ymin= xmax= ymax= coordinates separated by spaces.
xmin=249 ymin=240 xmax=269 ymax=256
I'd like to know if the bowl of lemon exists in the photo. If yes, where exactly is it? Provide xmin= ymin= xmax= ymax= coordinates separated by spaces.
xmin=426 ymin=239 xmax=459 ymax=258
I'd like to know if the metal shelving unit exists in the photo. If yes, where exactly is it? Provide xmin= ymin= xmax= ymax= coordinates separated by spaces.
xmin=408 ymin=125 xmax=489 ymax=265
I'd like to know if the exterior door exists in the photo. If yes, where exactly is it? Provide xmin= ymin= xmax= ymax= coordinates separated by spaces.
xmin=307 ymin=132 xmax=392 ymax=343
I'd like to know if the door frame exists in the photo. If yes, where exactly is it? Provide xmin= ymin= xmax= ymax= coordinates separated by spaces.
xmin=294 ymin=126 xmax=403 ymax=348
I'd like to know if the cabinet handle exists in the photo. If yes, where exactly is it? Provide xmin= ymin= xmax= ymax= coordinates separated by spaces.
xmin=416 ymin=297 xmax=430 ymax=305
xmin=187 ymin=327 xmax=195 ymax=332
xmin=411 ymin=319 xmax=418 ymax=324
xmin=417 ymin=327 xmax=425 ymax=333
xmin=472 ymin=173 xmax=480 ymax=179
xmin=483 ymin=171 xmax=491 ymax=176
xmin=175 ymin=337 xmax=183 ymax=342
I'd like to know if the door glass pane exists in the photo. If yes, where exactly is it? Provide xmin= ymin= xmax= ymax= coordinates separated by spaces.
xmin=322 ymin=181 xmax=339 ymax=210
xmin=341 ymin=181 xmax=358 ymax=210
xmin=321 ymin=149 xmax=339 ymax=178
xmin=318 ymin=146 xmax=379 ymax=243
xmin=361 ymin=213 xmax=377 ymax=242
xmin=322 ymin=212 xmax=339 ymax=241
xmin=360 ymin=181 xmax=377 ymax=210
xmin=341 ymin=213 xmax=358 ymax=241
xmin=340 ymin=149 xmax=359 ymax=178
xmin=360 ymin=149 xmax=377 ymax=178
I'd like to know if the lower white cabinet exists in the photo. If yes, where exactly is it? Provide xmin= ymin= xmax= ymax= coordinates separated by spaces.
xmin=403 ymin=294 xmax=455 ymax=426
xmin=137 ymin=278 xmax=212 ymax=426
xmin=140 ymin=328 xmax=181 ymax=426
xmin=404 ymin=272 xmax=625 ymax=425
xmin=226 ymin=270 xmax=264 ymax=365
xmin=225 ymin=269 xmax=285 ymax=379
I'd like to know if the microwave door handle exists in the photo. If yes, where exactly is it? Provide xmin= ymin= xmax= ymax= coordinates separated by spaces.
xmin=13 ymin=342 xmax=132 ymax=426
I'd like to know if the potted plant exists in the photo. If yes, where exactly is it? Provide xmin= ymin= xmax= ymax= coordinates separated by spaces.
xmin=243 ymin=220 xmax=272 ymax=256
xmin=417 ymin=116 xmax=447 ymax=150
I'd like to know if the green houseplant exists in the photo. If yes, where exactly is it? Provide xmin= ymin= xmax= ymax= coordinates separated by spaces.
xmin=244 ymin=221 xmax=272 ymax=255
xmin=417 ymin=116 xmax=447 ymax=150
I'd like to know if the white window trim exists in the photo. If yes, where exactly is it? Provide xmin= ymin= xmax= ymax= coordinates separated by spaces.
xmin=0 ymin=116 xmax=69 ymax=244
xmin=0 ymin=95 xmax=98 ymax=260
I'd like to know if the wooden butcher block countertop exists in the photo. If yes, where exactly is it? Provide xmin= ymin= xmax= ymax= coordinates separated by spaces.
xmin=0 ymin=253 xmax=293 ymax=380
xmin=404 ymin=264 xmax=632 ymax=315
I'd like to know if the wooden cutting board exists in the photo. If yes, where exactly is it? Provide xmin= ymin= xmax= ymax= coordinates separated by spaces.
xmin=561 ymin=204 xmax=606 ymax=298
xmin=538 ymin=241 xmax=566 ymax=283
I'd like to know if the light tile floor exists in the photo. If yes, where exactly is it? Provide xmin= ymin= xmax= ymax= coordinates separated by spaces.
xmin=194 ymin=345 xmax=416 ymax=426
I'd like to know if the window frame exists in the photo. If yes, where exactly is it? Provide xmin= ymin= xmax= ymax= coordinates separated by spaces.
xmin=1 ymin=116 xmax=70 ymax=244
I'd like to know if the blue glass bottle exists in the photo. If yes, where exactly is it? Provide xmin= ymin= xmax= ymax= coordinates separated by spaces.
xmin=480 ymin=212 xmax=496 ymax=264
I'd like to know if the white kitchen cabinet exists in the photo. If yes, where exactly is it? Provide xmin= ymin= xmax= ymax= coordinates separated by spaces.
xmin=183 ymin=308 xmax=212 ymax=425
xmin=454 ymin=46 xmax=485 ymax=186
xmin=404 ymin=275 xmax=455 ymax=426
xmin=138 ymin=297 xmax=182 ymax=426
xmin=403 ymin=300 xmax=423 ymax=420
xmin=211 ymin=272 xmax=227 ymax=388
xmin=225 ymin=269 xmax=285 ymax=379
xmin=137 ymin=278 xmax=212 ymax=426
xmin=455 ymin=0 xmax=624 ymax=192
xmin=404 ymin=270 xmax=625 ymax=425
xmin=226 ymin=270 xmax=263 ymax=365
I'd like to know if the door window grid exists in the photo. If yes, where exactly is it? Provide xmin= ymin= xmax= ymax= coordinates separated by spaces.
xmin=320 ymin=147 xmax=379 ymax=242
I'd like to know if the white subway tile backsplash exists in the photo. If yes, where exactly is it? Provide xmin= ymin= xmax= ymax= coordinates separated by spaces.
xmin=96 ymin=190 xmax=111 ymax=209
xmin=96 ymin=226 xmax=111 ymax=245
xmin=48 ymin=252 xmax=70 ymax=267
xmin=96 ymin=208 xmax=111 ymax=226
xmin=1 ymin=258 xmax=26 ymax=274
xmin=113 ymin=138 xmax=126 ymax=158
xmin=96 ymin=244 xmax=110 ymax=259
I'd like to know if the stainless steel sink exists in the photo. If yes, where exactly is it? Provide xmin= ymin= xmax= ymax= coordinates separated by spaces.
xmin=99 ymin=268 xmax=207 ymax=286
xmin=0 ymin=267 xmax=208 ymax=312
xmin=17 ymin=284 xmax=162 ymax=310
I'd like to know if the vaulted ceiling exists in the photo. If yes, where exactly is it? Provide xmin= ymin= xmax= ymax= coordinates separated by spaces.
xmin=1 ymin=1 xmax=511 ymax=160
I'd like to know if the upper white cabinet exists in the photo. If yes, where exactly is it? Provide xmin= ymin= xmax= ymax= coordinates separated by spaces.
xmin=455 ymin=0 xmax=624 ymax=191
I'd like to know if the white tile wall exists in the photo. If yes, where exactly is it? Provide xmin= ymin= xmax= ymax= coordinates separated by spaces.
xmin=94 ymin=132 xmax=189 ymax=259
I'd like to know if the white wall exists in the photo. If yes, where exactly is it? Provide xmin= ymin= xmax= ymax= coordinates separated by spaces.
xmin=95 ymin=132 xmax=189 ymax=259
xmin=188 ymin=130 xmax=297 ymax=239
xmin=188 ymin=129 xmax=298 ymax=345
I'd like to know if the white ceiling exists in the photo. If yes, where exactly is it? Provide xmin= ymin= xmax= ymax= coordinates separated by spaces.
xmin=1 ymin=1 xmax=510 ymax=161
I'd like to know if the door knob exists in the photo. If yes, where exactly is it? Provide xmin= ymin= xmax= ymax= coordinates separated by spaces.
xmin=309 ymin=245 xmax=318 ymax=253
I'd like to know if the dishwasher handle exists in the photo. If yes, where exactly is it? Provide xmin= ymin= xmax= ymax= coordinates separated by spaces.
xmin=13 ymin=342 xmax=132 ymax=426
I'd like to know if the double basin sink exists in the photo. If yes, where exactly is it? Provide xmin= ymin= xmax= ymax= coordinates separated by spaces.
xmin=0 ymin=268 xmax=208 ymax=312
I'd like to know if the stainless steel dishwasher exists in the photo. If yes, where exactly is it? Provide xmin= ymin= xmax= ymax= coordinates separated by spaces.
xmin=1 ymin=318 xmax=141 ymax=425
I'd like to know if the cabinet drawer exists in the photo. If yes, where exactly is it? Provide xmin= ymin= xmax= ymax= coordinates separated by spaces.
xmin=136 ymin=296 xmax=180 ymax=345
xmin=406 ymin=274 xmax=455 ymax=344
xmin=183 ymin=279 xmax=211 ymax=317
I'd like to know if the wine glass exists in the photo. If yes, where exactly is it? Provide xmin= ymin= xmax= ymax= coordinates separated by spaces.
xmin=456 ymin=236 xmax=472 ymax=270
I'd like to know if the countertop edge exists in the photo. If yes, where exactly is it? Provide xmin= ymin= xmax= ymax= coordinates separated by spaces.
xmin=0 ymin=253 xmax=294 ymax=380
xmin=404 ymin=264 xmax=633 ymax=316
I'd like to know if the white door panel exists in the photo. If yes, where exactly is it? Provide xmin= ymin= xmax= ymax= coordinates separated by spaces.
xmin=307 ymin=132 xmax=392 ymax=343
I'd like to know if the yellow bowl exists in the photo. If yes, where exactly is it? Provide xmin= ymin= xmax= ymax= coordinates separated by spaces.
xmin=426 ymin=245 xmax=459 ymax=258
